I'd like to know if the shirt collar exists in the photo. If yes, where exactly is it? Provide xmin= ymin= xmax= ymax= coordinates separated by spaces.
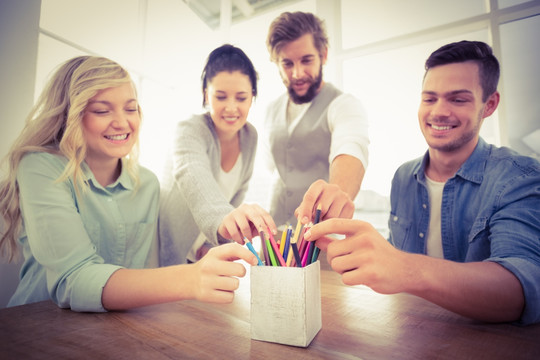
xmin=415 ymin=137 xmax=489 ymax=185
xmin=454 ymin=137 xmax=489 ymax=184
xmin=82 ymin=159 xmax=134 ymax=192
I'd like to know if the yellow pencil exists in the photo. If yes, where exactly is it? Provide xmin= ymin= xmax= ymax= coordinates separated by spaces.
xmin=279 ymin=224 xmax=288 ymax=255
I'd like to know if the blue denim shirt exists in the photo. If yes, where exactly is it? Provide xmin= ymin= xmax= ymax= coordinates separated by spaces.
xmin=388 ymin=138 xmax=540 ymax=325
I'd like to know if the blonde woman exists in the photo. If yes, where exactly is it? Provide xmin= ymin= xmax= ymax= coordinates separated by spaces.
xmin=0 ymin=56 xmax=257 ymax=312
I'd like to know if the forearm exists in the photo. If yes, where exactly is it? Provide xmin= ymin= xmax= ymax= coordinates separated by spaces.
xmin=406 ymin=254 xmax=525 ymax=322
xmin=101 ymin=266 xmax=196 ymax=311
xmin=329 ymin=154 xmax=365 ymax=200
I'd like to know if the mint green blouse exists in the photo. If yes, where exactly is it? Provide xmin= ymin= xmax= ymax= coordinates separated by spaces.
xmin=8 ymin=152 xmax=159 ymax=312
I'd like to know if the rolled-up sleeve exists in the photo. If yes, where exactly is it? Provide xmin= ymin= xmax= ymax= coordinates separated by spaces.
xmin=488 ymin=170 xmax=540 ymax=325
xmin=327 ymin=93 xmax=370 ymax=170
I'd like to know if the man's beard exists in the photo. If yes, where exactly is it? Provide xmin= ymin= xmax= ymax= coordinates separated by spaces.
xmin=287 ymin=66 xmax=323 ymax=104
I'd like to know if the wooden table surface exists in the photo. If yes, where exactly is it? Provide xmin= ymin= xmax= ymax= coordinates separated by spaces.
xmin=1 ymin=263 xmax=539 ymax=359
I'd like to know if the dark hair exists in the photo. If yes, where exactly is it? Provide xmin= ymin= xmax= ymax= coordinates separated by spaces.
xmin=425 ymin=40 xmax=500 ymax=102
xmin=201 ymin=44 xmax=258 ymax=106
xmin=266 ymin=11 xmax=328 ymax=63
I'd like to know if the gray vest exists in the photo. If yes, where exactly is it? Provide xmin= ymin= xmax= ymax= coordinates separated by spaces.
xmin=267 ymin=83 xmax=342 ymax=225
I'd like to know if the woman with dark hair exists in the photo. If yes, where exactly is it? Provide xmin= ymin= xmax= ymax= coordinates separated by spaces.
xmin=159 ymin=44 xmax=276 ymax=266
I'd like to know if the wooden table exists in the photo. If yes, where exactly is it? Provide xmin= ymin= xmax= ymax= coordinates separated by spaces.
xmin=1 ymin=265 xmax=539 ymax=359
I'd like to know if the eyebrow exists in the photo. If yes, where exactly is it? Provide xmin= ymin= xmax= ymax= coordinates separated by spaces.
xmin=88 ymin=98 xmax=137 ymax=105
xmin=422 ymin=90 xmax=473 ymax=96
xmin=215 ymin=90 xmax=249 ymax=95
xmin=280 ymin=54 xmax=316 ymax=62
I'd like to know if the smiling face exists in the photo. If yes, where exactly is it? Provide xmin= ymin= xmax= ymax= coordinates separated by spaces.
xmin=277 ymin=33 xmax=326 ymax=104
xmin=418 ymin=61 xmax=499 ymax=156
xmin=82 ymin=82 xmax=139 ymax=168
xmin=205 ymin=70 xmax=253 ymax=139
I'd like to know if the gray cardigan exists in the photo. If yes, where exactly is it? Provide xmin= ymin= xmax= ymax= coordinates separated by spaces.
xmin=158 ymin=113 xmax=257 ymax=266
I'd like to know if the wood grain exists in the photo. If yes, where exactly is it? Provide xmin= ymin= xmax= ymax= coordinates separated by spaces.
xmin=1 ymin=268 xmax=539 ymax=359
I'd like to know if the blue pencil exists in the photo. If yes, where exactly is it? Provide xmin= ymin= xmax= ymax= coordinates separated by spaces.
xmin=283 ymin=226 xmax=292 ymax=262
xmin=291 ymin=243 xmax=302 ymax=267
xmin=244 ymin=237 xmax=263 ymax=266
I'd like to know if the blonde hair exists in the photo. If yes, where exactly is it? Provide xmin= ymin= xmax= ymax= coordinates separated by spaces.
xmin=0 ymin=56 xmax=141 ymax=262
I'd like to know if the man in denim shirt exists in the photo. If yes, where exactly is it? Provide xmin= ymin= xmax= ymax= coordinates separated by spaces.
xmin=301 ymin=41 xmax=540 ymax=325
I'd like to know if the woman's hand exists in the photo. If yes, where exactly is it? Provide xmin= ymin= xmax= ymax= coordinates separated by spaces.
xmin=190 ymin=243 xmax=257 ymax=303
xmin=218 ymin=203 xmax=277 ymax=244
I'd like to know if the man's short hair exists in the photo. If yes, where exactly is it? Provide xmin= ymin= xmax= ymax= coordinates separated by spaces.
xmin=266 ymin=11 xmax=329 ymax=63
xmin=425 ymin=40 xmax=500 ymax=102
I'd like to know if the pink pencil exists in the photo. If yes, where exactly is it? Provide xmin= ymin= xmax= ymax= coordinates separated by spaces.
xmin=301 ymin=241 xmax=313 ymax=267
xmin=297 ymin=225 xmax=310 ymax=259
xmin=267 ymin=228 xmax=286 ymax=266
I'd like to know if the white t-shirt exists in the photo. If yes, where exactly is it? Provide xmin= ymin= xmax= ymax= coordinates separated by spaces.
xmin=425 ymin=175 xmax=445 ymax=258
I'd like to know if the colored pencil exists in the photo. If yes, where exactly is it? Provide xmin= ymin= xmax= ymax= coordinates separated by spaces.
xmin=311 ymin=204 xmax=322 ymax=263
xmin=291 ymin=243 xmax=302 ymax=267
xmin=301 ymin=241 xmax=313 ymax=267
xmin=283 ymin=225 xmax=292 ymax=265
xmin=298 ymin=224 xmax=310 ymax=260
xmin=266 ymin=237 xmax=278 ymax=266
xmin=244 ymin=237 xmax=263 ymax=266
xmin=314 ymin=204 xmax=322 ymax=224
xmin=287 ymin=220 xmax=302 ymax=266
xmin=279 ymin=225 xmax=287 ymax=254
xmin=267 ymin=229 xmax=286 ymax=266
xmin=260 ymin=230 xmax=270 ymax=266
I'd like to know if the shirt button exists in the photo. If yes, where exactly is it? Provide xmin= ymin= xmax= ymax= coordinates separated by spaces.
xmin=393 ymin=216 xmax=398 ymax=222
xmin=422 ymin=204 xmax=427 ymax=209
xmin=419 ymin=233 xmax=424 ymax=238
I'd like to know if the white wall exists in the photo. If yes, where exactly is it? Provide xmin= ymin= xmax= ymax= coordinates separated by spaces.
xmin=0 ymin=0 xmax=41 ymax=308
xmin=25 ymin=0 xmax=540 ymax=199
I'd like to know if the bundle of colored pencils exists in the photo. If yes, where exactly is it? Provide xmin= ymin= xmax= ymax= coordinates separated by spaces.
xmin=248 ymin=205 xmax=322 ymax=267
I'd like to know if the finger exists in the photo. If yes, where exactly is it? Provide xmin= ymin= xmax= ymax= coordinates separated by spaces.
xmin=341 ymin=269 xmax=363 ymax=287
xmin=259 ymin=211 xmax=278 ymax=236
xmin=212 ymin=274 xmax=241 ymax=292
xmin=314 ymin=236 xmax=333 ymax=251
xmin=327 ymin=248 xmax=356 ymax=275
xmin=304 ymin=219 xmax=371 ymax=241
xmin=295 ymin=180 xmax=326 ymax=224
xmin=323 ymin=194 xmax=354 ymax=220
xmin=244 ymin=205 xmax=277 ymax=238
xmin=213 ymin=243 xmax=258 ymax=267
xmin=227 ymin=226 xmax=242 ymax=244
xmin=232 ymin=212 xmax=253 ymax=243
xmin=204 ymin=289 xmax=236 ymax=304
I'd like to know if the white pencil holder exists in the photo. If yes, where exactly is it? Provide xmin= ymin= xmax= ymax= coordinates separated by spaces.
xmin=250 ymin=261 xmax=322 ymax=347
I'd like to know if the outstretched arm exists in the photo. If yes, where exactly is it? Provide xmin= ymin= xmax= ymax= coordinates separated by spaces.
xmin=304 ymin=219 xmax=524 ymax=323
xmin=329 ymin=154 xmax=364 ymax=201
xmin=102 ymin=243 xmax=258 ymax=310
